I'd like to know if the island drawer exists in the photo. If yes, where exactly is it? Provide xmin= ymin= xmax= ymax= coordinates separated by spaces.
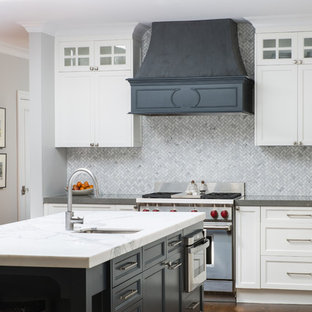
xmin=262 ymin=207 xmax=312 ymax=224
xmin=119 ymin=299 xmax=142 ymax=312
xmin=112 ymin=274 xmax=142 ymax=312
xmin=112 ymin=248 xmax=143 ymax=287
xmin=182 ymin=287 xmax=201 ymax=312
xmin=261 ymin=256 xmax=312 ymax=291
xmin=262 ymin=226 xmax=312 ymax=256
xmin=167 ymin=231 xmax=183 ymax=256
xmin=143 ymin=238 xmax=166 ymax=270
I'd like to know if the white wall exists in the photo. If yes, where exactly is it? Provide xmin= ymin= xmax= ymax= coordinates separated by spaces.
xmin=0 ymin=52 xmax=28 ymax=224
xmin=29 ymin=33 xmax=67 ymax=218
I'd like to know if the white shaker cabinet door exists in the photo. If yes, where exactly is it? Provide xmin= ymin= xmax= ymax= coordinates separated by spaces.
xmin=55 ymin=73 xmax=95 ymax=147
xmin=235 ymin=206 xmax=261 ymax=289
xmin=298 ymin=65 xmax=312 ymax=145
xmin=95 ymin=71 xmax=133 ymax=147
xmin=255 ymin=65 xmax=298 ymax=145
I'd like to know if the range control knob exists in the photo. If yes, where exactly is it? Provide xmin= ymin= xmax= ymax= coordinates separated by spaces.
xmin=142 ymin=209 xmax=150 ymax=212
xmin=152 ymin=209 xmax=160 ymax=212
xmin=221 ymin=210 xmax=229 ymax=219
xmin=210 ymin=210 xmax=218 ymax=219
xmin=191 ymin=209 xmax=198 ymax=212
xmin=170 ymin=209 xmax=177 ymax=212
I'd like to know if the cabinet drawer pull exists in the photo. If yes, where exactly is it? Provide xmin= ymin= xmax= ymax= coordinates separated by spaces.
xmin=119 ymin=261 xmax=138 ymax=271
xmin=287 ymin=238 xmax=312 ymax=243
xmin=186 ymin=302 xmax=200 ymax=310
xmin=168 ymin=261 xmax=182 ymax=270
xmin=168 ymin=240 xmax=182 ymax=247
xmin=120 ymin=289 xmax=138 ymax=301
xmin=287 ymin=214 xmax=312 ymax=218
xmin=287 ymin=272 xmax=312 ymax=277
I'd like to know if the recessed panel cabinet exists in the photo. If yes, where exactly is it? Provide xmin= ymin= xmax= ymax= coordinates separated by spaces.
xmin=55 ymin=36 xmax=141 ymax=147
xmin=255 ymin=31 xmax=312 ymax=146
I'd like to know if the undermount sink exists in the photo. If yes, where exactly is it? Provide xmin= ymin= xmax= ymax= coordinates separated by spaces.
xmin=76 ymin=227 xmax=142 ymax=234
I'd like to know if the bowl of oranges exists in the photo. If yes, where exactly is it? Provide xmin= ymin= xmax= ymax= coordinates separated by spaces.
xmin=65 ymin=181 xmax=94 ymax=196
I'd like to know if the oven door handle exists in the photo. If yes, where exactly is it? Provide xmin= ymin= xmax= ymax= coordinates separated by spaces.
xmin=188 ymin=239 xmax=210 ymax=254
xmin=204 ymin=225 xmax=232 ymax=232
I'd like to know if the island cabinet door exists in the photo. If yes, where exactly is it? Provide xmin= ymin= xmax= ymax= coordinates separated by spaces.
xmin=164 ymin=252 xmax=183 ymax=312
xmin=142 ymin=261 xmax=165 ymax=312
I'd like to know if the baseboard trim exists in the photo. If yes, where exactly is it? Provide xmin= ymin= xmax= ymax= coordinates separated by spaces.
xmin=237 ymin=289 xmax=312 ymax=304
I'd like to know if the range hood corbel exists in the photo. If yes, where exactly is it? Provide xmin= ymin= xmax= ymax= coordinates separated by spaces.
xmin=128 ymin=19 xmax=254 ymax=115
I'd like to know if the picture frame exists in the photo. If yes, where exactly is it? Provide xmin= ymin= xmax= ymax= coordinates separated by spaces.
xmin=0 ymin=107 xmax=6 ymax=148
xmin=0 ymin=153 xmax=7 ymax=189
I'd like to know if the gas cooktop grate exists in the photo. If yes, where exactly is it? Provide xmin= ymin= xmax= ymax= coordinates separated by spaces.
xmin=201 ymin=192 xmax=241 ymax=199
xmin=142 ymin=192 xmax=180 ymax=198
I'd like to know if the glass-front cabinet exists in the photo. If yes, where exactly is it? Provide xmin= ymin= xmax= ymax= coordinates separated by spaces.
xmin=59 ymin=41 xmax=93 ymax=72
xmin=256 ymin=33 xmax=297 ymax=65
xmin=58 ymin=40 xmax=131 ymax=72
xmin=94 ymin=40 xmax=131 ymax=70
xmin=298 ymin=32 xmax=312 ymax=64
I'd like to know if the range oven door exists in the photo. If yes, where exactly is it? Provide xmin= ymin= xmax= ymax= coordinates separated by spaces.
xmin=185 ymin=238 xmax=210 ymax=292
xmin=204 ymin=224 xmax=233 ymax=292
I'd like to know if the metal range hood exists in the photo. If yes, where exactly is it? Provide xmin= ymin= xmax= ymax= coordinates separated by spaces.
xmin=128 ymin=19 xmax=254 ymax=115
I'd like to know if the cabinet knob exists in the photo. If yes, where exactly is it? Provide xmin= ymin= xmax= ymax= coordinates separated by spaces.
xmin=90 ymin=143 xmax=94 ymax=147
xmin=95 ymin=143 xmax=99 ymax=147
xmin=94 ymin=66 xmax=99 ymax=71
xmin=293 ymin=60 xmax=298 ymax=64
xmin=299 ymin=141 xmax=303 ymax=146
xmin=297 ymin=60 xmax=303 ymax=65
xmin=293 ymin=141 xmax=298 ymax=145
xmin=89 ymin=66 xmax=94 ymax=71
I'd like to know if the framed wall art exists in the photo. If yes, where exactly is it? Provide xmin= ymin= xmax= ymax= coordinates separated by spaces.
xmin=0 ymin=108 xmax=6 ymax=148
xmin=0 ymin=153 xmax=7 ymax=188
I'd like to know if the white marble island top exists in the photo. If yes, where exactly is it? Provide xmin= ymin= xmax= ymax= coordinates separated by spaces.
xmin=0 ymin=211 xmax=204 ymax=269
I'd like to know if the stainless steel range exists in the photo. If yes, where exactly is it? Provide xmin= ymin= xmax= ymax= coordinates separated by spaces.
xmin=136 ymin=182 xmax=245 ymax=296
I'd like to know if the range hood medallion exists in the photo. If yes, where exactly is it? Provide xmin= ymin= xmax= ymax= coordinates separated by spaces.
xmin=128 ymin=19 xmax=254 ymax=115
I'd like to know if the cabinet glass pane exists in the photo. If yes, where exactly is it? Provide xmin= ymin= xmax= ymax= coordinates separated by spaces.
xmin=304 ymin=49 xmax=312 ymax=58
xmin=100 ymin=57 xmax=112 ymax=65
xmin=100 ymin=46 xmax=112 ymax=55
xmin=114 ymin=45 xmax=126 ymax=54
xmin=64 ymin=58 xmax=76 ymax=66
xmin=78 ymin=47 xmax=89 ymax=55
xmin=278 ymin=50 xmax=292 ymax=59
xmin=64 ymin=48 xmax=76 ymax=56
xmin=304 ymin=38 xmax=312 ymax=47
xmin=263 ymin=50 xmax=276 ymax=59
xmin=263 ymin=39 xmax=276 ymax=48
xmin=78 ymin=58 xmax=89 ymax=66
xmin=114 ymin=56 xmax=126 ymax=65
xmin=278 ymin=39 xmax=291 ymax=48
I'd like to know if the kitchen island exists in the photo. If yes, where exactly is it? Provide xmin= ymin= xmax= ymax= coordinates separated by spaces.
xmin=0 ymin=211 xmax=205 ymax=312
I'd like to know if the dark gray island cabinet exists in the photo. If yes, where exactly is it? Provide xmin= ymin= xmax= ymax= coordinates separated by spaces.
xmin=0 ymin=212 xmax=204 ymax=312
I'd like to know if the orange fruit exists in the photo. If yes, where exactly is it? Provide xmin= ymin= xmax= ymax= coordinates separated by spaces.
xmin=77 ymin=182 xmax=82 ymax=188
xmin=84 ymin=181 xmax=89 ymax=187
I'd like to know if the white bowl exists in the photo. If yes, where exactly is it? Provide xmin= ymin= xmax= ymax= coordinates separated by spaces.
xmin=65 ymin=187 xmax=94 ymax=196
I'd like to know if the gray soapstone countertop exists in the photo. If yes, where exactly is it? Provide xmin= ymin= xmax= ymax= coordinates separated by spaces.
xmin=235 ymin=195 xmax=312 ymax=207
xmin=43 ymin=194 xmax=139 ymax=205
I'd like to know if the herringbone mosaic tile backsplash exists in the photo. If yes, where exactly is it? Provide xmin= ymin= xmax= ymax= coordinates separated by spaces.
xmin=67 ymin=23 xmax=312 ymax=196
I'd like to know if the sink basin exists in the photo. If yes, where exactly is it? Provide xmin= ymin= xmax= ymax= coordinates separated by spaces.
xmin=76 ymin=227 xmax=141 ymax=234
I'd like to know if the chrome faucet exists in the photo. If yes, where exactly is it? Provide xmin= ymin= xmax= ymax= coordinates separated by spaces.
xmin=66 ymin=168 xmax=100 ymax=231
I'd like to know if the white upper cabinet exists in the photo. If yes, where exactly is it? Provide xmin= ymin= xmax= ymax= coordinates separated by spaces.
xmin=58 ymin=40 xmax=131 ymax=72
xmin=55 ymin=30 xmax=142 ymax=148
xmin=257 ymin=33 xmax=297 ymax=65
xmin=255 ymin=30 xmax=312 ymax=146
xmin=255 ymin=65 xmax=298 ymax=145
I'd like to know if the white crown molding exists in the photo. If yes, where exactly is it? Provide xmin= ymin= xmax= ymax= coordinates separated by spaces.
xmin=245 ymin=15 xmax=312 ymax=33
xmin=21 ymin=22 xmax=55 ymax=36
xmin=0 ymin=41 xmax=28 ymax=59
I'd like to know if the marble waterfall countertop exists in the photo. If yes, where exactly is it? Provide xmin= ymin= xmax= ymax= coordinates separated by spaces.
xmin=0 ymin=211 xmax=204 ymax=269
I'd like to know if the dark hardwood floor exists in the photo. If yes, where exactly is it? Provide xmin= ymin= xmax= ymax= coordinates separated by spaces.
xmin=204 ymin=302 xmax=312 ymax=312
